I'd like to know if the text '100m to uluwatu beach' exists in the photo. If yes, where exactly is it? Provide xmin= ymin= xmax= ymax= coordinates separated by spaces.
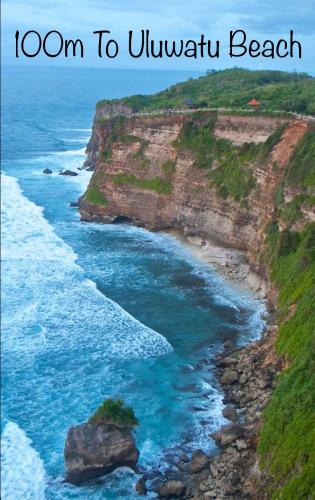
xmin=15 ymin=29 xmax=302 ymax=60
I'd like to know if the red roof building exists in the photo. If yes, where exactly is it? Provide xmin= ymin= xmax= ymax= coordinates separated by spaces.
xmin=247 ymin=98 xmax=260 ymax=107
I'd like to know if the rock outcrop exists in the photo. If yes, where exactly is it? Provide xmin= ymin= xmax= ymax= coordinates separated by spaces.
xmin=79 ymin=111 xmax=311 ymax=288
xmin=59 ymin=170 xmax=78 ymax=176
xmin=64 ymin=422 xmax=139 ymax=484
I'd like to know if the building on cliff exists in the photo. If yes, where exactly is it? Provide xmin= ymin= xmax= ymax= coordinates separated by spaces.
xmin=247 ymin=98 xmax=260 ymax=110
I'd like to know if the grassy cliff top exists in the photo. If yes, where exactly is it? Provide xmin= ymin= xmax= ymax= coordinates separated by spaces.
xmin=97 ymin=68 xmax=315 ymax=115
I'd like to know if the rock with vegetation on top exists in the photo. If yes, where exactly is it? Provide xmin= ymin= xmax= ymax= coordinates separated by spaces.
xmin=64 ymin=399 xmax=139 ymax=484
xmin=43 ymin=168 xmax=52 ymax=174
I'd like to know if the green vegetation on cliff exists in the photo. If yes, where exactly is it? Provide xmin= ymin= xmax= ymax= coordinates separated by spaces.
xmin=89 ymin=398 xmax=138 ymax=429
xmin=258 ymin=131 xmax=315 ymax=497
xmin=97 ymin=69 xmax=315 ymax=115
xmin=275 ymin=127 xmax=315 ymax=225
xmin=97 ymin=116 xmax=151 ymax=170
xmin=85 ymin=186 xmax=108 ymax=206
xmin=113 ymin=172 xmax=172 ymax=194
xmin=98 ymin=115 xmax=128 ymax=161
xmin=84 ymin=169 xmax=108 ymax=206
xmin=258 ymin=222 xmax=315 ymax=498
xmin=174 ymin=112 xmax=285 ymax=202
xmin=285 ymin=129 xmax=315 ymax=189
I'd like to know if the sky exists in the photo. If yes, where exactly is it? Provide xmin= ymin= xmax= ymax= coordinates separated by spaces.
xmin=2 ymin=0 xmax=314 ymax=73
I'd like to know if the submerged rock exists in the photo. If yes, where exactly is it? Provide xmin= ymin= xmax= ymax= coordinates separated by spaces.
xmin=43 ymin=168 xmax=52 ymax=174
xmin=64 ymin=422 xmax=139 ymax=484
xmin=59 ymin=170 xmax=78 ymax=176
xmin=135 ymin=477 xmax=147 ymax=495
xmin=159 ymin=480 xmax=186 ymax=498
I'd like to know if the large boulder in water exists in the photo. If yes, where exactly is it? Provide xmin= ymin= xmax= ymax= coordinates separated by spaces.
xmin=64 ymin=422 xmax=139 ymax=484
xmin=59 ymin=170 xmax=78 ymax=176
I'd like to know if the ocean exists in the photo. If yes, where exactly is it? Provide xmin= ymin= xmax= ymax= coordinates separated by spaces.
xmin=1 ymin=65 xmax=265 ymax=499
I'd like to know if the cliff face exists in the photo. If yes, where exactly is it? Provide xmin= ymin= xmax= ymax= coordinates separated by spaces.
xmin=80 ymin=111 xmax=310 ymax=279
xmin=79 ymin=108 xmax=315 ymax=498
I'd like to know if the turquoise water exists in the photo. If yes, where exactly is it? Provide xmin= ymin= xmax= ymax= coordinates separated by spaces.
xmin=1 ymin=66 xmax=265 ymax=499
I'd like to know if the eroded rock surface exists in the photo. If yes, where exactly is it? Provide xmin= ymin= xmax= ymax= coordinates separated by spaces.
xmin=64 ymin=422 xmax=139 ymax=484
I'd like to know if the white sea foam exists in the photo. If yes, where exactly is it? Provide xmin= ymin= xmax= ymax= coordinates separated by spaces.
xmin=61 ymin=138 xmax=91 ymax=143
xmin=1 ymin=421 xmax=47 ymax=500
xmin=53 ymin=147 xmax=87 ymax=156
xmin=26 ymin=144 xmax=92 ymax=189
xmin=54 ymin=128 xmax=92 ymax=132
xmin=1 ymin=172 xmax=172 ymax=360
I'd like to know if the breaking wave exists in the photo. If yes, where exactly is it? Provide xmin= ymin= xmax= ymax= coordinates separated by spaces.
xmin=1 ymin=421 xmax=47 ymax=500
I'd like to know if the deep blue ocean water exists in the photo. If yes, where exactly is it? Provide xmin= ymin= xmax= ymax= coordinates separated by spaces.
xmin=1 ymin=65 xmax=265 ymax=499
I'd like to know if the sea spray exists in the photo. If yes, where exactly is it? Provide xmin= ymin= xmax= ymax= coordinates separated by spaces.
xmin=1 ymin=421 xmax=47 ymax=500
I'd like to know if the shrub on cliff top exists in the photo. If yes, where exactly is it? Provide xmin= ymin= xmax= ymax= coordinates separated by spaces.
xmin=89 ymin=398 xmax=138 ymax=429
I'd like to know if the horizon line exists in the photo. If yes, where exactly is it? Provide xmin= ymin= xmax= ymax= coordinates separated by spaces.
xmin=2 ymin=63 xmax=314 ymax=77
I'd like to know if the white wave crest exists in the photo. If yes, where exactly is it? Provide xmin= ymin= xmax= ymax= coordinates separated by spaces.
xmin=1 ymin=421 xmax=47 ymax=500
xmin=1 ymin=172 xmax=172 ymax=359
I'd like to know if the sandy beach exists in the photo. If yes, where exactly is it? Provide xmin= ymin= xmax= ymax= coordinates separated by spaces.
xmin=166 ymin=228 xmax=269 ymax=299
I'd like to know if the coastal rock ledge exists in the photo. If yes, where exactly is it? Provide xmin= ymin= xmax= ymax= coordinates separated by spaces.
xmin=64 ymin=422 xmax=139 ymax=484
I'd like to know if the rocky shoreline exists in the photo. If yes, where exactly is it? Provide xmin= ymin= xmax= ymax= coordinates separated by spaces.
xmin=133 ymin=319 xmax=280 ymax=499
xmin=155 ymin=230 xmax=278 ymax=498
xmin=146 ymin=318 xmax=281 ymax=499
xmin=131 ymin=235 xmax=279 ymax=499
xmin=185 ymin=323 xmax=281 ymax=499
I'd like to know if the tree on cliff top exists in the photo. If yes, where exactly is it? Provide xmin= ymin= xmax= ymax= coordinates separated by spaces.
xmin=96 ymin=68 xmax=315 ymax=115
xmin=89 ymin=399 xmax=139 ymax=429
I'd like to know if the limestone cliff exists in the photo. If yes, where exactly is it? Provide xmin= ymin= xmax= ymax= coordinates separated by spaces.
xmin=80 ymin=110 xmax=311 ymax=282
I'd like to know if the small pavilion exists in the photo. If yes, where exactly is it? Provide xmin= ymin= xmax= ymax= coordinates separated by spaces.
xmin=247 ymin=98 xmax=260 ymax=110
